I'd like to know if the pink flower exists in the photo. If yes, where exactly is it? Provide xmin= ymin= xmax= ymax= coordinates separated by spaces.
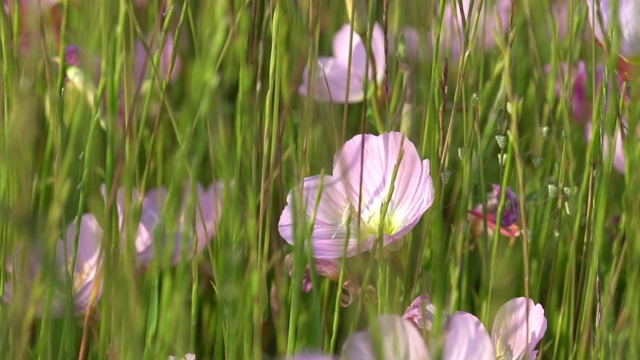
xmin=586 ymin=120 xmax=628 ymax=174
xmin=342 ymin=298 xmax=546 ymax=359
xmin=278 ymin=132 xmax=434 ymax=259
xmin=111 ymin=183 xmax=223 ymax=268
xmin=468 ymin=184 xmax=521 ymax=239
xmin=587 ymin=0 xmax=640 ymax=78
xmin=545 ymin=61 xmax=593 ymax=125
xmin=437 ymin=0 xmax=511 ymax=61
xmin=135 ymin=32 xmax=182 ymax=85
xmin=444 ymin=298 xmax=547 ymax=359
xmin=341 ymin=315 xmax=430 ymax=360
xmin=587 ymin=0 xmax=640 ymax=59
xmin=299 ymin=23 xmax=386 ymax=103
xmin=4 ymin=214 xmax=103 ymax=316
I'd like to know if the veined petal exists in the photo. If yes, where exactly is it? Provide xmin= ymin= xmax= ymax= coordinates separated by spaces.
xmin=491 ymin=297 xmax=547 ymax=360
xmin=299 ymin=57 xmax=365 ymax=103
xmin=341 ymin=315 xmax=430 ymax=360
xmin=279 ymin=175 xmax=371 ymax=259
xmin=332 ymin=132 xmax=433 ymax=246
xmin=443 ymin=312 xmax=493 ymax=360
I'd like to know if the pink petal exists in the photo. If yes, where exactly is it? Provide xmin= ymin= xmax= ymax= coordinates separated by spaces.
xmin=279 ymin=175 xmax=372 ymax=259
xmin=491 ymin=297 xmax=547 ymax=359
xmin=332 ymin=24 xmax=369 ymax=72
xmin=443 ymin=312 xmax=494 ymax=360
xmin=299 ymin=57 xmax=365 ymax=103
xmin=58 ymin=214 xmax=104 ymax=314
xmin=341 ymin=315 xmax=430 ymax=360
xmin=332 ymin=132 xmax=434 ymax=246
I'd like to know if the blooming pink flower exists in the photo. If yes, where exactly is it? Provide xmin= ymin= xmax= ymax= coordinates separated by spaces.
xmin=278 ymin=132 xmax=434 ymax=259
xmin=3 ymin=214 xmax=103 ymax=316
xmin=468 ymin=184 xmax=521 ymax=239
xmin=342 ymin=297 xmax=546 ymax=359
xmin=111 ymin=183 xmax=223 ymax=268
xmin=444 ymin=298 xmax=547 ymax=359
xmin=299 ymin=23 xmax=386 ymax=103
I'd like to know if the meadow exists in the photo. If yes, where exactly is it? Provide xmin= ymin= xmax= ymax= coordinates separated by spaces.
xmin=1 ymin=0 xmax=639 ymax=358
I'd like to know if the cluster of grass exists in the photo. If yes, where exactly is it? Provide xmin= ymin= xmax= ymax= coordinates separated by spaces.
xmin=1 ymin=0 xmax=639 ymax=358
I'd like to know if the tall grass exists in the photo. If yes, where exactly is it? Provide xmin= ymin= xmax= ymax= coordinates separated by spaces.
xmin=0 ymin=0 xmax=638 ymax=358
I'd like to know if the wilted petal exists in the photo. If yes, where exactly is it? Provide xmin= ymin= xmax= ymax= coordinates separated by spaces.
xmin=491 ymin=297 xmax=547 ymax=360
xmin=443 ymin=312 xmax=493 ymax=360
xmin=403 ymin=295 xmax=439 ymax=330
xmin=341 ymin=315 xmax=430 ymax=360
xmin=468 ymin=184 xmax=520 ymax=239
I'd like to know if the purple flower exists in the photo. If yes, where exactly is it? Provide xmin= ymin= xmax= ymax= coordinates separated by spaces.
xmin=468 ymin=184 xmax=521 ymax=238
xmin=299 ymin=23 xmax=386 ymax=103
xmin=278 ymin=132 xmax=434 ymax=259
xmin=4 ymin=214 xmax=103 ymax=316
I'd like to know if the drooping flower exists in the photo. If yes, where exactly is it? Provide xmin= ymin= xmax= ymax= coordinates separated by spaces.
xmin=468 ymin=184 xmax=521 ymax=239
xmin=284 ymin=254 xmax=369 ymax=307
xmin=278 ymin=132 xmax=434 ymax=259
xmin=402 ymin=294 xmax=441 ymax=331
xmin=586 ymin=0 xmax=640 ymax=78
xmin=111 ymin=183 xmax=223 ymax=268
xmin=341 ymin=297 xmax=546 ymax=360
xmin=299 ymin=23 xmax=386 ymax=103
xmin=3 ymin=214 xmax=103 ymax=316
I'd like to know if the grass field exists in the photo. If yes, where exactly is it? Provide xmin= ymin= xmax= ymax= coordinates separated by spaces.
xmin=1 ymin=0 xmax=640 ymax=358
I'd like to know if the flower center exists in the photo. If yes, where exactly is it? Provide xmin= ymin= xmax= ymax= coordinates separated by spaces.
xmin=495 ymin=336 xmax=514 ymax=360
